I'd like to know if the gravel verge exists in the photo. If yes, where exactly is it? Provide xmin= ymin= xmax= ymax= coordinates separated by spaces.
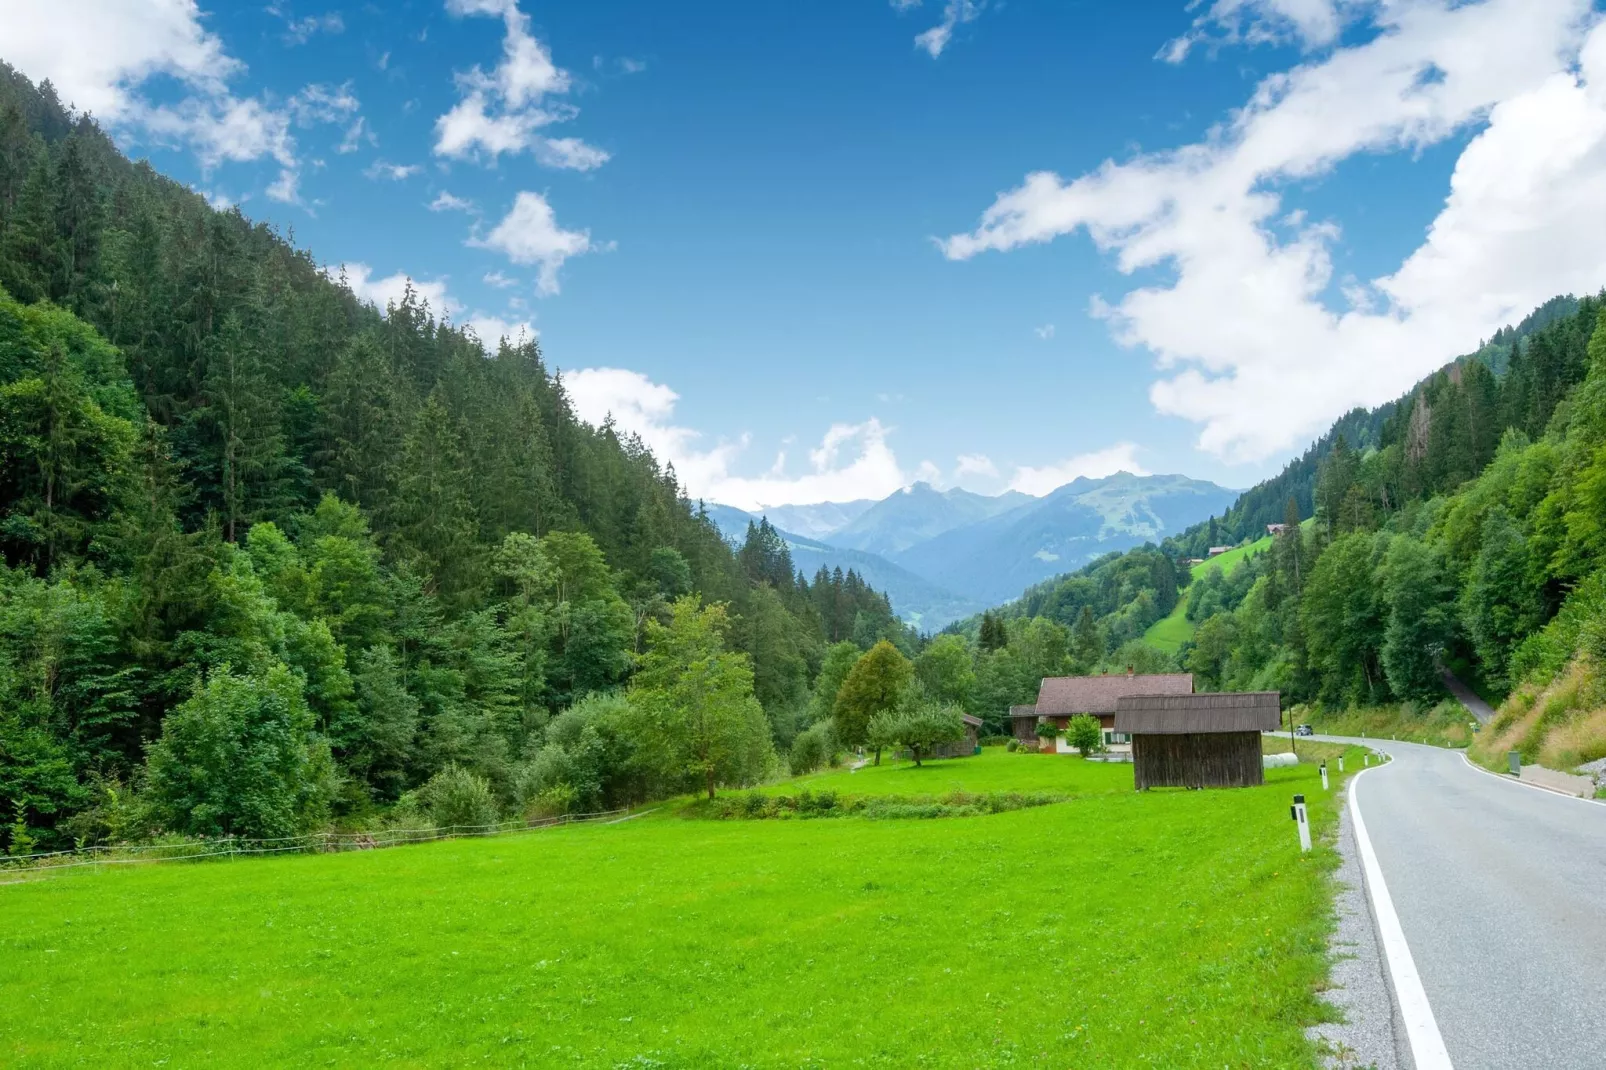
xmin=1308 ymin=787 xmax=1410 ymax=1070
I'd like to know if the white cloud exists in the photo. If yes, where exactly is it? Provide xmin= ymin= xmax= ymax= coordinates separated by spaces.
xmin=465 ymin=314 xmax=536 ymax=347
xmin=333 ymin=262 xmax=463 ymax=319
xmin=565 ymin=369 xmax=911 ymax=509
xmin=288 ymin=82 xmax=359 ymax=126
xmin=1008 ymin=444 xmax=1148 ymax=496
xmin=266 ymin=168 xmax=300 ymax=205
xmin=955 ymin=453 xmax=998 ymax=479
xmin=1162 ymin=0 xmax=1364 ymax=63
xmin=894 ymin=0 xmax=985 ymax=59
xmin=470 ymin=191 xmax=595 ymax=295
xmin=337 ymin=116 xmax=374 ymax=154
xmin=943 ymin=0 xmax=1606 ymax=464
xmin=3 ymin=0 xmax=306 ymax=178
xmin=430 ymin=190 xmax=475 ymax=212
xmin=1034 ymin=323 xmax=1055 ymax=339
xmin=283 ymin=12 xmax=344 ymax=46
xmin=365 ymin=160 xmax=422 ymax=181
xmin=483 ymin=270 xmax=518 ymax=287
xmin=434 ymin=0 xmax=609 ymax=169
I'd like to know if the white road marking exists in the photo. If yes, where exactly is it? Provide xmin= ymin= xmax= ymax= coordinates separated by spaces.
xmin=1348 ymin=764 xmax=1455 ymax=1070
xmin=1456 ymin=752 xmax=1604 ymax=807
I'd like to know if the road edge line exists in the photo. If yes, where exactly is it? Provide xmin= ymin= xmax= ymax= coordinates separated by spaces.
xmin=1456 ymin=752 xmax=1603 ymax=807
xmin=1347 ymin=765 xmax=1455 ymax=1070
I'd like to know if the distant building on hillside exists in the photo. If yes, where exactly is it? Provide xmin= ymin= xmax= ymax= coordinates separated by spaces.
xmin=1206 ymin=546 xmax=1232 ymax=557
xmin=1010 ymin=671 xmax=1195 ymax=752
xmin=1115 ymin=692 xmax=1281 ymax=790
xmin=1265 ymin=523 xmax=1288 ymax=536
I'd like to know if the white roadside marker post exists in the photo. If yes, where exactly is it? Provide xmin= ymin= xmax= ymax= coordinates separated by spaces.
xmin=1338 ymin=756 xmax=1344 ymax=773
xmin=1320 ymin=762 xmax=1329 ymax=791
xmin=1291 ymin=793 xmax=1311 ymax=853
xmin=1364 ymin=753 xmax=1370 ymax=767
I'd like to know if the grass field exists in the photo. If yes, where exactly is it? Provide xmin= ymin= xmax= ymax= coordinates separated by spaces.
xmin=1143 ymin=534 xmax=1274 ymax=654
xmin=1 ymin=746 xmax=1367 ymax=1068
xmin=755 ymin=746 xmax=1133 ymax=798
xmin=1301 ymin=702 xmax=1478 ymax=750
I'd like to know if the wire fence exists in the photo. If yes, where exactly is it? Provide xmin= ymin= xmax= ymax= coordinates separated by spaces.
xmin=0 ymin=808 xmax=630 ymax=878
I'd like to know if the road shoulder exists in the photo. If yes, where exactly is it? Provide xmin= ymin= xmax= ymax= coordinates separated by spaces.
xmin=1309 ymin=784 xmax=1410 ymax=1070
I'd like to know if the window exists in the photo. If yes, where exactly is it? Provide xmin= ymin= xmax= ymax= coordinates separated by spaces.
xmin=1104 ymin=731 xmax=1131 ymax=745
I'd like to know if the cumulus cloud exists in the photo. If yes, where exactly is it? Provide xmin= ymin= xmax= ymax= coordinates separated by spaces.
xmin=430 ymin=190 xmax=475 ymax=212
xmin=288 ymin=82 xmax=360 ymax=126
xmin=1161 ymin=0 xmax=1365 ymax=63
xmin=470 ymin=191 xmax=596 ymax=295
xmin=482 ymin=269 xmax=517 ymax=287
xmin=1008 ymin=444 xmax=1148 ymax=496
xmin=465 ymin=314 xmax=536 ymax=347
xmin=434 ymin=0 xmax=610 ymax=169
xmin=892 ymin=0 xmax=986 ymax=58
xmin=943 ymin=0 xmax=1606 ymax=463
xmin=1034 ymin=323 xmax=1055 ymax=339
xmin=332 ymin=262 xmax=462 ymax=319
xmin=282 ymin=12 xmax=344 ymax=46
xmin=365 ymin=160 xmax=422 ymax=181
xmin=564 ymin=369 xmax=912 ymax=509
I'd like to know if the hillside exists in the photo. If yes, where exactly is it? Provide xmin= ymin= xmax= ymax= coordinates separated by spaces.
xmin=0 ymin=64 xmax=914 ymax=852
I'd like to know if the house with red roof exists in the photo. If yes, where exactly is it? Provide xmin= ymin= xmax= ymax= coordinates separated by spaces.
xmin=1009 ymin=670 xmax=1195 ymax=753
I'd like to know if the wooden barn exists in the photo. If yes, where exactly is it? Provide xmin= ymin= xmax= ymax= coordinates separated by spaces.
xmin=1113 ymin=692 xmax=1281 ymax=790
xmin=929 ymin=713 xmax=984 ymax=758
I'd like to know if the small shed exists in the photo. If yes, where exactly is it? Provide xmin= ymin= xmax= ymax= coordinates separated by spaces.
xmin=1114 ymin=692 xmax=1281 ymax=790
xmin=931 ymin=713 xmax=984 ymax=758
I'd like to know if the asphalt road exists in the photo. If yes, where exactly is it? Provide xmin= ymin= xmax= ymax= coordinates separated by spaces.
xmin=1317 ymin=737 xmax=1606 ymax=1069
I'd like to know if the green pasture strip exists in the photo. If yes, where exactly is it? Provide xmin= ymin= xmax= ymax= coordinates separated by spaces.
xmin=1143 ymin=534 xmax=1274 ymax=654
xmin=757 ymin=746 xmax=1133 ymax=797
xmin=2 ymin=757 xmax=1361 ymax=1069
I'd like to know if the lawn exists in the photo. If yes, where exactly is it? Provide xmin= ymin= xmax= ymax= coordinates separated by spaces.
xmin=1143 ymin=534 xmax=1275 ymax=654
xmin=756 ymin=745 xmax=1133 ymax=798
xmin=1 ymin=751 xmax=1367 ymax=1069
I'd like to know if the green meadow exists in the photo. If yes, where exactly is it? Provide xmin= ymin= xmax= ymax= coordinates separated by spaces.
xmin=1144 ymin=535 xmax=1274 ymax=654
xmin=754 ymin=744 xmax=1132 ymax=797
xmin=2 ymin=748 xmax=1364 ymax=1069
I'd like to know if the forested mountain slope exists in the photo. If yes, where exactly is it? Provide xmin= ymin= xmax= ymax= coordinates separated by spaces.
xmin=969 ymin=292 xmax=1606 ymax=774
xmin=0 ymin=65 xmax=912 ymax=850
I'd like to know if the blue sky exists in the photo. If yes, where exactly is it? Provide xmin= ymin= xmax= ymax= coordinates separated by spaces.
xmin=12 ymin=0 xmax=1606 ymax=508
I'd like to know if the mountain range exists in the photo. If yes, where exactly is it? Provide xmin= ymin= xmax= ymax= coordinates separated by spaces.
xmin=712 ymin=472 xmax=1238 ymax=630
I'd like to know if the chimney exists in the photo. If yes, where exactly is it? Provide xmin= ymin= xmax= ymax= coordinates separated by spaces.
xmin=1127 ymin=664 xmax=1134 ymax=677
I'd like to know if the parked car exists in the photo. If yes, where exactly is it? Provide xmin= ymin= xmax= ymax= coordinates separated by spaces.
xmin=1294 ymin=724 xmax=1314 ymax=737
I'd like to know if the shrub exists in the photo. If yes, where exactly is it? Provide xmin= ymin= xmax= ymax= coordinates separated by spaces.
xmin=1006 ymin=738 xmax=1018 ymax=752
xmin=417 ymin=765 xmax=501 ymax=830
xmin=1067 ymin=714 xmax=1103 ymax=757
xmin=789 ymin=720 xmax=831 ymax=775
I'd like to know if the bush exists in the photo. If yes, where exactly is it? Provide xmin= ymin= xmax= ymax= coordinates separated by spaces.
xmin=1006 ymin=738 xmax=1018 ymax=752
xmin=145 ymin=664 xmax=331 ymax=840
xmin=417 ymin=765 xmax=500 ymax=830
xmin=1067 ymin=714 xmax=1103 ymax=757
xmin=789 ymin=720 xmax=832 ymax=775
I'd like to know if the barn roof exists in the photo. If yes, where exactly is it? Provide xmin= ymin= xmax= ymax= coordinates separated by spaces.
xmin=1114 ymin=692 xmax=1281 ymax=734
xmin=961 ymin=713 xmax=983 ymax=727
xmin=1031 ymin=673 xmax=1194 ymax=716
xmin=1008 ymin=704 xmax=1037 ymax=720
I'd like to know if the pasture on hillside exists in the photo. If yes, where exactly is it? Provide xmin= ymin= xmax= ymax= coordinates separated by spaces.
xmin=1144 ymin=534 xmax=1274 ymax=654
xmin=756 ymin=744 xmax=1132 ymax=797
xmin=2 ymin=749 xmax=1366 ymax=1068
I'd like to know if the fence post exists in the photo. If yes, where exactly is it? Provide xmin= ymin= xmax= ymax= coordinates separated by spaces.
xmin=1290 ymin=793 xmax=1311 ymax=853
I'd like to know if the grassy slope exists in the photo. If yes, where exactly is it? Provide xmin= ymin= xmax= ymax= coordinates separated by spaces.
xmin=1 ymin=751 xmax=1368 ymax=1069
xmin=1143 ymin=535 xmax=1275 ymax=654
xmin=1468 ymin=660 xmax=1606 ymax=775
xmin=1300 ymin=703 xmax=1478 ymax=751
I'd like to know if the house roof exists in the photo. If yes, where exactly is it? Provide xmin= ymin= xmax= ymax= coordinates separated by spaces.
xmin=1114 ymin=691 xmax=1281 ymax=734
xmin=1008 ymin=704 xmax=1037 ymax=719
xmin=961 ymin=713 xmax=983 ymax=727
xmin=1030 ymin=674 xmax=1194 ymax=716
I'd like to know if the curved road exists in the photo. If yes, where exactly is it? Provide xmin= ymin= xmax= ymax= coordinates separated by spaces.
xmin=1320 ymin=737 xmax=1606 ymax=1069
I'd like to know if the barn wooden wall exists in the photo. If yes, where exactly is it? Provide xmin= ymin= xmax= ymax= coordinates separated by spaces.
xmin=1131 ymin=732 xmax=1264 ymax=790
